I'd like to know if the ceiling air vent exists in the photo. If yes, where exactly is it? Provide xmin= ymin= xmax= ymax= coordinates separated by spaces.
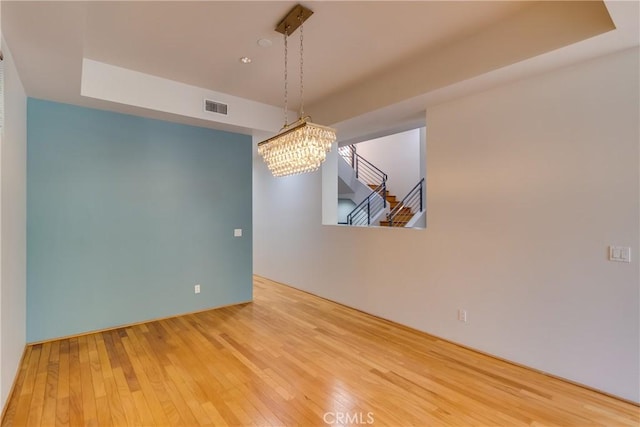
xmin=204 ymin=99 xmax=228 ymax=115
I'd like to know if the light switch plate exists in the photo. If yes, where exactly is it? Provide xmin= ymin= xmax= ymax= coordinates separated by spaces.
xmin=609 ymin=246 xmax=631 ymax=263
xmin=234 ymin=228 xmax=242 ymax=237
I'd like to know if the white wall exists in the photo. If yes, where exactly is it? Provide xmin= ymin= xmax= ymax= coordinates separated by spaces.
xmin=338 ymin=199 xmax=356 ymax=224
xmin=0 ymin=39 xmax=27 ymax=409
xmin=253 ymin=48 xmax=640 ymax=403
xmin=81 ymin=59 xmax=286 ymax=134
xmin=355 ymin=128 xmax=422 ymax=199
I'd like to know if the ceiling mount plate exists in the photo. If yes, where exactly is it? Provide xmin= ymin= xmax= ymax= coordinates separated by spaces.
xmin=275 ymin=4 xmax=313 ymax=35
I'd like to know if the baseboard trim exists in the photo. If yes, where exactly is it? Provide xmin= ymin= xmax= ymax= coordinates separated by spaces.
xmin=431 ymin=334 xmax=640 ymax=408
xmin=27 ymin=299 xmax=253 ymax=346
xmin=255 ymin=274 xmax=640 ymax=407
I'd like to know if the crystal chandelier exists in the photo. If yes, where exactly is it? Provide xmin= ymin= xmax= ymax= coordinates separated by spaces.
xmin=258 ymin=4 xmax=337 ymax=177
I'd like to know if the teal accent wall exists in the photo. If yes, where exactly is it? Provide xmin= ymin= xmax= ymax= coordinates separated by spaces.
xmin=27 ymin=99 xmax=252 ymax=342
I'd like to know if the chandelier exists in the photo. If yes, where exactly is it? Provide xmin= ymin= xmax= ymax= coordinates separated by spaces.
xmin=258 ymin=4 xmax=337 ymax=177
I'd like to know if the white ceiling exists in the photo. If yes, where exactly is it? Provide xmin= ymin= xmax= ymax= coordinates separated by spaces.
xmin=2 ymin=1 xmax=638 ymax=140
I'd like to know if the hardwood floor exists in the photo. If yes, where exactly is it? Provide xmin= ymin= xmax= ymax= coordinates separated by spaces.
xmin=2 ymin=276 xmax=639 ymax=426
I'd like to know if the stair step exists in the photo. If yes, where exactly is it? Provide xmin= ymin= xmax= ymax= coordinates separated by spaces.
xmin=368 ymin=185 xmax=388 ymax=195
xmin=389 ymin=207 xmax=412 ymax=215
xmin=368 ymin=184 xmax=394 ymax=196
xmin=380 ymin=220 xmax=409 ymax=227
xmin=393 ymin=217 xmax=411 ymax=224
xmin=393 ymin=218 xmax=412 ymax=223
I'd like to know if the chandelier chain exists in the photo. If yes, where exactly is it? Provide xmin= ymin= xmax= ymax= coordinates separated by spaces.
xmin=283 ymin=27 xmax=288 ymax=127
xmin=299 ymin=15 xmax=304 ymax=118
xmin=257 ymin=5 xmax=337 ymax=178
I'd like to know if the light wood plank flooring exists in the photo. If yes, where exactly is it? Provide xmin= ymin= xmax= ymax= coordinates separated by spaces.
xmin=2 ymin=276 xmax=639 ymax=426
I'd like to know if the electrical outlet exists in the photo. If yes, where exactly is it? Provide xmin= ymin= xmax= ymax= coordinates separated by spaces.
xmin=609 ymin=246 xmax=631 ymax=263
xmin=457 ymin=309 xmax=468 ymax=323
xmin=194 ymin=284 xmax=201 ymax=294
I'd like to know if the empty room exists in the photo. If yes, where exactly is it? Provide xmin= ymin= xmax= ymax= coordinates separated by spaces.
xmin=1 ymin=1 xmax=639 ymax=426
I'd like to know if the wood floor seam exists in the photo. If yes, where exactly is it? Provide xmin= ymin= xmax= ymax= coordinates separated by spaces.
xmin=2 ymin=276 xmax=638 ymax=426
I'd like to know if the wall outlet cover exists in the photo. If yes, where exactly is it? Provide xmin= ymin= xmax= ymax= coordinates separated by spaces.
xmin=609 ymin=246 xmax=631 ymax=263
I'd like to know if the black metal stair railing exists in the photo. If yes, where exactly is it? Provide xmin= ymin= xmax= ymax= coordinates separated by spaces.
xmin=338 ymin=145 xmax=387 ymax=187
xmin=339 ymin=145 xmax=388 ymax=226
xmin=346 ymin=183 xmax=387 ymax=226
xmin=387 ymin=178 xmax=425 ymax=227
xmin=338 ymin=145 xmax=356 ymax=168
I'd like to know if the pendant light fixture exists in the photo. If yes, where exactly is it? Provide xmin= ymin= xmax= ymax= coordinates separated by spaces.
xmin=258 ymin=4 xmax=337 ymax=177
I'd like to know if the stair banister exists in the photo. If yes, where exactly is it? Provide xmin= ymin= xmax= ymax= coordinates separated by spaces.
xmin=340 ymin=144 xmax=390 ymax=226
xmin=387 ymin=178 xmax=425 ymax=227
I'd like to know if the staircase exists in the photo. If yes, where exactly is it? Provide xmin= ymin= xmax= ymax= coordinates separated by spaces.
xmin=339 ymin=145 xmax=389 ymax=226
xmin=339 ymin=144 xmax=425 ymax=228
xmin=382 ymin=178 xmax=425 ymax=228
xmin=363 ymin=184 xmax=408 ymax=227
xmin=380 ymin=208 xmax=413 ymax=227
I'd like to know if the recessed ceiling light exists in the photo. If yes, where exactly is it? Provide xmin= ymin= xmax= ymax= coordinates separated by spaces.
xmin=257 ymin=38 xmax=273 ymax=48
xmin=239 ymin=56 xmax=252 ymax=64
